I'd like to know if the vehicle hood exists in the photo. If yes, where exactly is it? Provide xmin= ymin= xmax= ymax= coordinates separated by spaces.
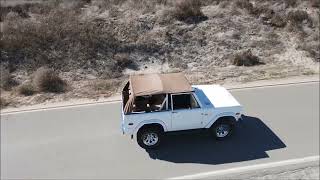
xmin=193 ymin=85 xmax=242 ymax=108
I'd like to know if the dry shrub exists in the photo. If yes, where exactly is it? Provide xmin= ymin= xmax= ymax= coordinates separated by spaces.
xmin=287 ymin=10 xmax=311 ymax=26
xmin=230 ymin=5 xmax=242 ymax=16
xmin=1 ymin=0 xmax=164 ymax=78
xmin=33 ymin=67 xmax=67 ymax=93
xmin=0 ymin=97 xmax=9 ymax=109
xmin=125 ymin=0 xmax=166 ymax=14
xmin=270 ymin=14 xmax=287 ymax=28
xmin=311 ymin=0 xmax=320 ymax=7
xmin=102 ymin=71 xmax=123 ymax=79
xmin=0 ymin=2 xmax=55 ymax=21
xmin=93 ymin=79 xmax=121 ymax=93
xmin=256 ymin=5 xmax=275 ymax=18
xmin=157 ymin=8 xmax=175 ymax=24
xmin=167 ymin=53 xmax=189 ymax=69
xmin=17 ymin=83 xmax=36 ymax=96
xmin=235 ymin=0 xmax=270 ymax=16
xmin=235 ymin=0 xmax=252 ymax=9
xmin=1 ymin=8 xmax=119 ymax=72
xmin=172 ymin=61 xmax=188 ymax=69
xmin=198 ymin=0 xmax=219 ymax=6
xmin=92 ymin=0 xmax=127 ymax=8
xmin=235 ymin=0 xmax=254 ymax=12
xmin=3 ymin=11 xmax=21 ymax=22
xmin=232 ymin=50 xmax=262 ymax=66
xmin=93 ymin=0 xmax=168 ymax=14
xmin=93 ymin=81 xmax=112 ymax=92
xmin=284 ymin=0 xmax=297 ymax=7
xmin=235 ymin=0 xmax=295 ymax=23
xmin=60 ymin=0 xmax=92 ymax=7
xmin=231 ymin=31 xmax=241 ymax=40
xmin=235 ymin=1 xmax=274 ymax=17
xmin=0 ymin=68 xmax=11 ymax=90
xmin=219 ymin=1 xmax=230 ymax=8
xmin=173 ymin=0 xmax=207 ymax=23
xmin=0 ymin=4 xmax=30 ymax=20
xmin=114 ymin=53 xmax=138 ymax=70
xmin=298 ymin=41 xmax=320 ymax=62
xmin=0 ymin=67 xmax=17 ymax=90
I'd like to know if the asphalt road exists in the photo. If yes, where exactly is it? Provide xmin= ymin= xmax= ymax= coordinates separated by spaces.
xmin=1 ymin=82 xmax=319 ymax=179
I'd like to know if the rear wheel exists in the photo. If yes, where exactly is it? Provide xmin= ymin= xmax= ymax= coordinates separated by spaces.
xmin=137 ymin=128 xmax=162 ymax=149
xmin=211 ymin=121 xmax=233 ymax=140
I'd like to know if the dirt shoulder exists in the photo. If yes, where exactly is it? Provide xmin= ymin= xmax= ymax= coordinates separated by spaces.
xmin=218 ymin=160 xmax=319 ymax=180
xmin=1 ymin=74 xmax=318 ymax=114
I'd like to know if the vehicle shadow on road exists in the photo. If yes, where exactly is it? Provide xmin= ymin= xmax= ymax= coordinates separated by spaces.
xmin=146 ymin=115 xmax=286 ymax=164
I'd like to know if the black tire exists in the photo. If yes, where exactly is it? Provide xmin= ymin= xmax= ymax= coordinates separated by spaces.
xmin=211 ymin=121 xmax=234 ymax=140
xmin=137 ymin=128 xmax=162 ymax=149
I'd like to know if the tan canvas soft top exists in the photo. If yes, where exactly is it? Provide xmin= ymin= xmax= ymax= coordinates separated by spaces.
xmin=123 ymin=73 xmax=192 ymax=114
xmin=130 ymin=73 xmax=192 ymax=96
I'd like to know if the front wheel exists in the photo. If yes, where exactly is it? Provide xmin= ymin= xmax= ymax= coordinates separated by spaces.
xmin=137 ymin=128 xmax=162 ymax=149
xmin=211 ymin=121 xmax=233 ymax=140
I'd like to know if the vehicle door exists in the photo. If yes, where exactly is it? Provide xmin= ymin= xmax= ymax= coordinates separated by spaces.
xmin=170 ymin=93 xmax=204 ymax=131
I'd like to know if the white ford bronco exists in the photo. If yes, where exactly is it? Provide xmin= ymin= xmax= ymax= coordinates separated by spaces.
xmin=121 ymin=73 xmax=243 ymax=149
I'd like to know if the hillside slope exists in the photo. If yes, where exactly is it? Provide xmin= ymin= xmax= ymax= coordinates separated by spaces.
xmin=0 ymin=0 xmax=319 ymax=108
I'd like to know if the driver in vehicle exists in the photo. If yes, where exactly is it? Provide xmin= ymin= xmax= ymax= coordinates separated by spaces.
xmin=149 ymin=94 xmax=166 ymax=112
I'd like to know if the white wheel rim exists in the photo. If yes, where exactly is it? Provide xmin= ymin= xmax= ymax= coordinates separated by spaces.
xmin=216 ymin=125 xmax=230 ymax=138
xmin=142 ymin=132 xmax=159 ymax=146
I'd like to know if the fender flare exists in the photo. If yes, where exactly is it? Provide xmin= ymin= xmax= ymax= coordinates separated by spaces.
xmin=133 ymin=119 xmax=168 ymax=135
xmin=205 ymin=112 xmax=237 ymax=128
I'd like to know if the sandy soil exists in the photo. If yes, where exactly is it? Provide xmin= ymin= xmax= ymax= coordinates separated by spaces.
xmin=1 ymin=0 xmax=319 ymax=110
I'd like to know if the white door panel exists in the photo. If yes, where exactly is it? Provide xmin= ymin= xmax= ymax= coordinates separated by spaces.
xmin=171 ymin=108 xmax=204 ymax=131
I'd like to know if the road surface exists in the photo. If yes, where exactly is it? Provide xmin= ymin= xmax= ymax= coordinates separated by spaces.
xmin=1 ymin=82 xmax=319 ymax=179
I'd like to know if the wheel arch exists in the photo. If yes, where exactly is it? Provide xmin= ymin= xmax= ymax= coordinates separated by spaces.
xmin=205 ymin=112 xmax=237 ymax=128
xmin=134 ymin=119 xmax=167 ymax=135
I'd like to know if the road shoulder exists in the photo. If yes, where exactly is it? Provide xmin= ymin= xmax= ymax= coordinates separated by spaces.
xmin=1 ymin=75 xmax=319 ymax=114
xmin=216 ymin=160 xmax=319 ymax=180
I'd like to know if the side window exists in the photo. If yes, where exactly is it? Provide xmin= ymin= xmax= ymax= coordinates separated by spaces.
xmin=132 ymin=94 xmax=167 ymax=113
xmin=149 ymin=94 xmax=167 ymax=112
xmin=190 ymin=94 xmax=200 ymax=108
xmin=172 ymin=94 xmax=200 ymax=110
xmin=133 ymin=96 xmax=149 ymax=113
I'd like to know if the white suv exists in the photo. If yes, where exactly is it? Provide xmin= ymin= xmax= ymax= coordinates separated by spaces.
xmin=121 ymin=73 xmax=243 ymax=149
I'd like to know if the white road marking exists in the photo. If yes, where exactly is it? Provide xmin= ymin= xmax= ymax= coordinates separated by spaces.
xmin=168 ymin=156 xmax=320 ymax=180
xmin=226 ymin=80 xmax=319 ymax=91
xmin=0 ymin=100 xmax=121 ymax=115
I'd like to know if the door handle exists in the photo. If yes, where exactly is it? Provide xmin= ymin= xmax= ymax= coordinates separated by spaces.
xmin=172 ymin=111 xmax=178 ymax=114
xmin=201 ymin=113 xmax=208 ymax=115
